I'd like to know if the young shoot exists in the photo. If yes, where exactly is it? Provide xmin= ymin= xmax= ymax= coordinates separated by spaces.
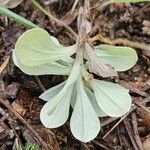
xmin=13 ymin=27 xmax=137 ymax=142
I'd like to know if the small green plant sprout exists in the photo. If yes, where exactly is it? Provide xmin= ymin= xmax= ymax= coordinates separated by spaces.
xmin=21 ymin=143 xmax=39 ymax=150
xmin=13 ymin=6 xmax=138 ymax=143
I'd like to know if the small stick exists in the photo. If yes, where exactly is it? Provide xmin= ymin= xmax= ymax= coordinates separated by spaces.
xmin=131 ymin=112 xmax=144 ymax=150
xmin=0 ymin=98 xmax=51 ymax=150
xmin=90 ymin=34 xmax=150 ymax=53
xmin=92 ymin=140 xmax=113 ymax=150
xmin=34 ymin=76 xmax=46 ymax=92
xmin=9 ymin=121 xmax=22 ymax=146
xmin=134 ymin=101 xmax=150 ymax=114
xmin=118 ymin=80 xmax=147 ymax=97
xmin=71 ymin=0 xmax=79 ymax=14
xmin=123 ymin=117 xmax=139 ymax=150
xmin=118 ymin=126 xmax=134 ymax=149
xmin=102 ymin=113 xmax=129 ymax=139
xmin=0 ymin=56 xmax=10 ymax=75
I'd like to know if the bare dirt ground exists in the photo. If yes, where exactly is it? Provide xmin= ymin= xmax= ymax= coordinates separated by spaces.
xmin=0 ymin=0 xmax=150 ymax=149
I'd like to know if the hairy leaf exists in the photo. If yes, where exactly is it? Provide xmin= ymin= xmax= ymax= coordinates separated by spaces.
xmin=96 ymin=44 xmax=138 ymax=71
xmin=15 ymin=28 xmax=76 ymax=67
xmin=90 ymin=79 xmax=132 ymax=117
xmin=13 ymin=51 xmax=72 ymax=75
xmin=39 ymin=81 xmax=66 ymax=101
xmin=86 ymin=88 xmax=107 ymax=117
xmin=40 ymin=49 xmax=83 ymax=128
xmin=40 ymin=84 xmax=73 ymax=128
xmin=70 ymin=80 xmax=100 ymax=142
xmin=70 ymin=84 xmax=77 ymax=108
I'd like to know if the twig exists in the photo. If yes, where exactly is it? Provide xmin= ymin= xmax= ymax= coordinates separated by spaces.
xmin=34 ymin=76 xmax=46 ymax=92
xmin=119 ymin=80 xmax=147 ymax=97
xmin=0 ymin=98 xmax=51 ymax=150
xmin=92 ymin=140 xmax=115 ymax=150
xmin=0 ymin=56 xmax=10 ymax=75
xmin=123 ymin=117 xmax=139 ymax=150
xmin=134 ymin=101 xmax=150 ymax=114
xmin=118 ymin=126 xmax=133 ymax=149
xmin=32 ymin=0 xmax=77 ymax=39
xmin=101 ymin=117 xmax=118 ymax=127
xmin=81 ymin=143 xmax=90 ymax=150
xmin=71 ymin=0 xmax=79 ymax=14
xmin=90 ymin=34 xmax=150 ymax=52
xmin=9 ymin=121 xmax=22 ymax=145
xmin=102 ymin=113 xmax=129 ymax=139
xmin=91 ymin=1 xmax=111 ymax=12
xmin=0 ymin=107 xmax=13 ymax=123
xmin=131 ymin=112 xmax=144 ymax=150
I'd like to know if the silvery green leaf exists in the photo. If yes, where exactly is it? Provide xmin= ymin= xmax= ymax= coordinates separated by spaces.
xmin=17 ymin=58 xmax=71 ymax=75
xmin=39 ymin=81 xmax=66 ymax=101
xmin=65 ymin=50 xmax=83 ymax=87
xmin=13 ymin=49 xmax=72 ymax=75
xmin=57 ymin=58 xmax=74 ymax=66
xmin=95 ymin=44 xmax=138 ymax=71
xmin=15 ymin=28 xmax=76 ymax=67
xmin=12 ymin=49 xmax=18 ymax=67
xmin=90 ymin=79 xmax=132 ymax=117
xmin=40 ymin=49 xmax=83 ymax=128
xmin=40 ymin=84 xmax=73 ymax=128
xmin=70 ymin=80 xmax=100 ymax=142
xmin=70 ymin=84 xmax=77 ymax=108
xmin=85 ymin=88 xmax=107 ymax=117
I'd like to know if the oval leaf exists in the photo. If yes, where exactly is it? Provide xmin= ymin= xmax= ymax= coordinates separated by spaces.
xmin=40 ymin=85 xmax=73 ymax=128
xmin=39 ymin=81 xmax=66 ymax=101
xmin=15 ymin=28 xmax=76 ymax=67
xmin=95 ymin=44 xmax=138 ymax=71
xmin=70 ymin=81 xmax=100 ymax=142
xmin=13 ymin=54 xmax=72 ymax=75
xmin=90 ymin=79 xmax=132 ymax=117
xmin=86 ymin=88 xmax=107 ymax=117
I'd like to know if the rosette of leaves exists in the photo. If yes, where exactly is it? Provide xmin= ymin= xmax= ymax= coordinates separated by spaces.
xmin=13 ymin=28 xmax=138 ymax=142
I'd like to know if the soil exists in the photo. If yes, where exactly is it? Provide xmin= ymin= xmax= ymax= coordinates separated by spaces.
xmin=0 ymin=0 xmax=150 ymax=150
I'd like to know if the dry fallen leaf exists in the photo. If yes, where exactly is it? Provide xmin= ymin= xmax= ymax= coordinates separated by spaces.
xmin=11 ymin=101 xmax=26 ymax=116
xmin=0 ymin=0 xmax=23 ymax=8
xmin=142 ymin=20 xmax=150 ymax=35
xmin=0 ymin=125 xmax=5 ymax=133
xmin=0 ymin=56 xmax=10 ymax=75
xmin=143 ymin=137 xmax=150 ymax=150
xmin=4 ymin=82 xmax=20 ymax=99
xmin=138 ymin=108 xmax=150 ymax=128
xmin=60 ymin=10 xmax=77 ymax=26
xmin=85 ymin=42 xmax=118 ymax=77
